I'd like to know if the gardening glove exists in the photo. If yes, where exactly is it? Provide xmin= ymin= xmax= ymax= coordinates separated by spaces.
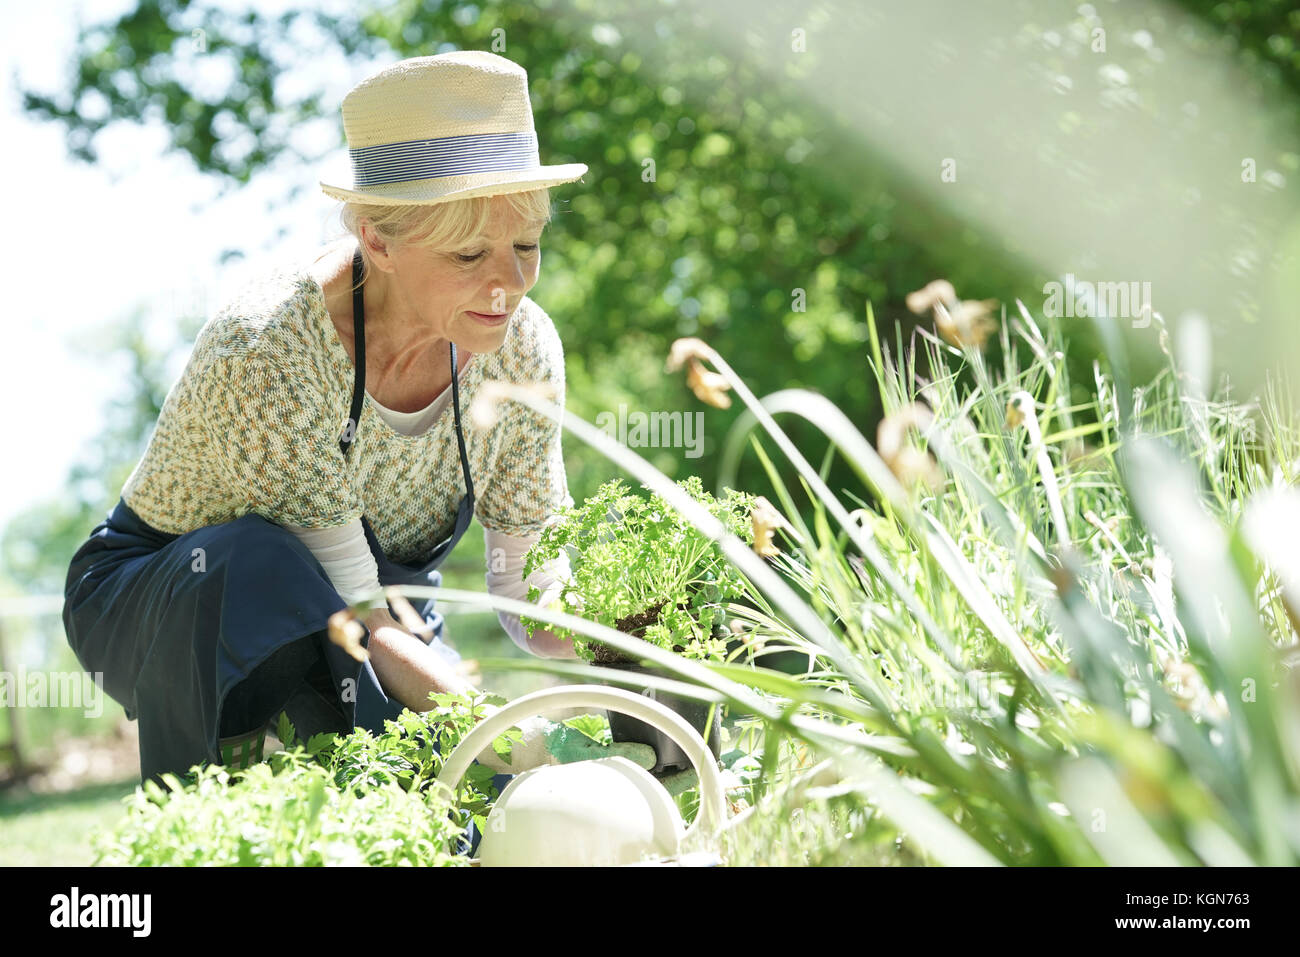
xmin=472 ymin=706 xmax=657 ymax=774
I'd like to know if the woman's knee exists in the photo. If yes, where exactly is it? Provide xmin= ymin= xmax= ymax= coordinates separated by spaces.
xmin=185 ymin=514 xmax=330 ymax=593
xmin=219 ymin=631 xmax=327 ymax=736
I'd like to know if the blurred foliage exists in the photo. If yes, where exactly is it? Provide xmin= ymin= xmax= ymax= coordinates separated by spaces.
xmin=9 ymin=0 xmax=1299 ymax=588
xmin=1178 ymin=0 xmax=1300 ymax=101
xmin=14 ymin=0 xmax=1041 ymax=537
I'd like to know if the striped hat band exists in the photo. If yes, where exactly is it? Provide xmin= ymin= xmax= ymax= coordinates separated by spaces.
xmin=350 ymin=130 xmax=540 ymax=187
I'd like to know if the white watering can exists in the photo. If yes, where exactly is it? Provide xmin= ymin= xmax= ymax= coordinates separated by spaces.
xmin=435 ymin=684 xmax=728 ymax=866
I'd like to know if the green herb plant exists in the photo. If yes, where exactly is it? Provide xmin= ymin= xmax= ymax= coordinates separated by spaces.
xmin=520 ymin=476 xmax=758 ymax=663
xmin=93 ymin=690 xmax=508 ymax=866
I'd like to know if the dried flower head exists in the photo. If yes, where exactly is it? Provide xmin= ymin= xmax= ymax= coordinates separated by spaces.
xmin=934 ymin=299 xmax=999 ymax=349
xmin=685 ymin=358 xmax=732 ymax=409
xmin=906 ymin=279 xmax=957 ymax=316
xmin=328 ymin=608 xmax=369 ymax=663
xmin=876 ymin=404 xmax=944 ymax=491
xmin=751 ymin=495 xmax=788 ymax=557
xmin=1005 ymin=391 xmax=1034 ymax=429
xmin=906 ymin=280 xmax=998 ymax=349
xmin=665 ymin=337 xmax=714 ymax=373
xmin=1157 ymin=652 xmax=1227 ymax=719
xmin=888 ymin=446 xmax=944 ymax=491
xmin=666 ymin=338 xmax=732 ymax=408
xmin=385 ymin=587 xmax=434 ymax=641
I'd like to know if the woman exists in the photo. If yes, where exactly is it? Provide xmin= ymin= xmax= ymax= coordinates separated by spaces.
xmin=60 ymin=52 xmax=593 ymax=786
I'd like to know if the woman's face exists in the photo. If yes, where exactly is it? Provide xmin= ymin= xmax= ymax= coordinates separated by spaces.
xmin=377 ymin=196 xmax=544 ymax=355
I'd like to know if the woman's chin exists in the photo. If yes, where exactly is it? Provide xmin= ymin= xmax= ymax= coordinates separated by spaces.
xmin=456 ymin=325 xmax=510 ymax=355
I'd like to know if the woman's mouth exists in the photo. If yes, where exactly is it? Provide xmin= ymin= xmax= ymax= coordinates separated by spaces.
xmin=468 ymin=310 xmax=509 ymax=326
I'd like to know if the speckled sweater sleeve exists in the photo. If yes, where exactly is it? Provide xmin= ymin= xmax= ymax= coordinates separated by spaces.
xmin=197 ymin=349 xmax=365 ymax=529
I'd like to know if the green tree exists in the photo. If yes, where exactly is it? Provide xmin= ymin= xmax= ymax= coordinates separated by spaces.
xmin=16 ymin=1 xmax=1040 ymax=506
xmin=17 ymin=0 xmax=1298 ymax=520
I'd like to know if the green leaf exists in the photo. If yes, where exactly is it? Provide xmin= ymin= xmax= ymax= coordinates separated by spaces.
xmin=306 ymin=775 xmax=327 ymax=824
xmin=490 ymin=727 xmax=524 ymax=764
xmin=561 ymin=713 xmax=613 ymax=746
xmin=276 ymin=711 xmax=297 ymax=750
xmin=306 ymin=732 xmax=337 ymax=756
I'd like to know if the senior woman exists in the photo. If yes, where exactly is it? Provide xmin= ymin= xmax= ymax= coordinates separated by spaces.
xmin=61 ymin=52 xmax=615 ymax=786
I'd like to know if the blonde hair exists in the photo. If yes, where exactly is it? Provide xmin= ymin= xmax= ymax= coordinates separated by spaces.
xmin=335 ymin=188 xmax=553 ymax=291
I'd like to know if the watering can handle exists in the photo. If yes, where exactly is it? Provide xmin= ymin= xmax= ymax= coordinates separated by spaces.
xmin=434 ymin=684 xmax=728 ymax=846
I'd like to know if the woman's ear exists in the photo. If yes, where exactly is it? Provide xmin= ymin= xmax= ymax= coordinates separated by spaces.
xmin=359 ymin=220 xmax=394 ymax=273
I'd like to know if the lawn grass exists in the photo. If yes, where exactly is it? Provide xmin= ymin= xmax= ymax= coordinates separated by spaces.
xmin=0 ymin=777 xmax=138 ymax=866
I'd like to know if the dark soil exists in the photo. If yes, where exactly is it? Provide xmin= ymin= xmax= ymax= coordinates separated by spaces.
xmin=592 ymin=598 xmax=670 ymax=663
xmin=590 ymin=587 xmax=730 ymax=664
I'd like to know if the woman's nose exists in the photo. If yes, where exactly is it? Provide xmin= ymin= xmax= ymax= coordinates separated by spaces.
xmin=486 ymin=247 xmax=531 ymax=295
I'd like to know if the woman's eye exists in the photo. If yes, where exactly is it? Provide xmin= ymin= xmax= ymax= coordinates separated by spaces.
xmin=455 ymin=244 xmax=539 ymax=264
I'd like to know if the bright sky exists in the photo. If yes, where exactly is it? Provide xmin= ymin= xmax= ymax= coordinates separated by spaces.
xmin=0 ymin=0 xmax=394 ymax=531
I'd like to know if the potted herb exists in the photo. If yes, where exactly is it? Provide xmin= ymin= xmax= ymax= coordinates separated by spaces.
xmin=520 ymin=477 xmax=758 ymax=773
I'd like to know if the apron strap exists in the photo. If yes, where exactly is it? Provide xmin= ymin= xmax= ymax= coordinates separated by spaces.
xmin=339 ymin=248 xmax=366 ymax=458
xmin=448 ymin=341 xmax=475 ymax=503
xmin=339 ymin=246 xmax=476 ymax=506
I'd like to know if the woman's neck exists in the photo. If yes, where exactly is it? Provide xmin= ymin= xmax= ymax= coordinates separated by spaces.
xmin=312 ymin=241 xmax=472 ymax=412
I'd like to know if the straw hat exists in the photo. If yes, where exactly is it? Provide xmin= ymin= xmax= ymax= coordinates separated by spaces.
xmin=319 ymin=51 xmax=588 ymax=205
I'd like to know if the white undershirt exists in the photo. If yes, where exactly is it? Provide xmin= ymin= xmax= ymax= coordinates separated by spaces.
xmin=366 ymin=387 xmax=453 ymax=438
xmin=283 ymin=388 xmax=571 ymax=657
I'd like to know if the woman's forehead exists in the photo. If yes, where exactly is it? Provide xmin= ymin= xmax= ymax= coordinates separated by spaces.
xmin=470 ymin=217 xmax=548 ymax=241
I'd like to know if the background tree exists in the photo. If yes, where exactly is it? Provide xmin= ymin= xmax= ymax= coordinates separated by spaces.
xmin=15 ymin=1 xmax=1046 ymax=512
xmin=12 ymin=0 xmax=1298 ymax=584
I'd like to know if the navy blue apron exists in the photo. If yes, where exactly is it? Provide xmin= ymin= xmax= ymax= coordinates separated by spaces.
xmin=62 ymin=247 xmax=479 ymax=788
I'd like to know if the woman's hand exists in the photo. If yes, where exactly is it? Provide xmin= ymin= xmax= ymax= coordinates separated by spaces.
xmin=522 ymin=625 xmax=579 ymax=659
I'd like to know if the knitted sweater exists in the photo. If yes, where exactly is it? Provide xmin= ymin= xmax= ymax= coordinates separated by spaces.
xmin=120 ymin=260 xmax=575 ymax=565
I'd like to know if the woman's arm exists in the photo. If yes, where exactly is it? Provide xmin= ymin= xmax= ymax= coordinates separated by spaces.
xmin=363 ymin=605 xmax=477 ymax=708
xmin=485 ymin=526 xmax=578 ymax=659
xmin=283 ymin=519 xmax=382 ymax=604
